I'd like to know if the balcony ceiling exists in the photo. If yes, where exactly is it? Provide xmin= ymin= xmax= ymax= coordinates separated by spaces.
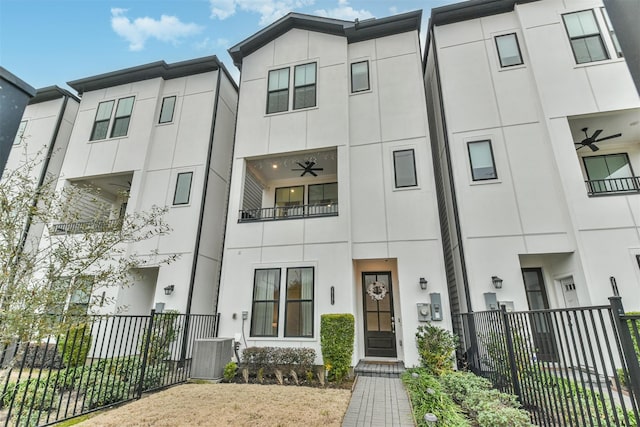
xmin=569 ymin=108 xmax=640 ymax=150
xmin=247 ymin=149 xmax=337 ymax=182
xmin=72 ymin=173 xmax=133 ymax=198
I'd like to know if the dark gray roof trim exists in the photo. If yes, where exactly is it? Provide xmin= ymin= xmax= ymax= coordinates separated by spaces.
xmin=229 ymin=10 xmax=422 ymax=68
xmin=68 ymin=55 xmax=237 ymax=95
xmin=29 ymin=86 xmax=79 ymax=105
xmin=431 ymin=0 xmax=538 ymax=26
xmin=0 ymin=67 xmax=37 ymax=97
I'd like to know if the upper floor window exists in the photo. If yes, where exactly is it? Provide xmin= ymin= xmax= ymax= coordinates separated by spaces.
xmin=495 ymin=33 xmax=524 ymax=67
xmin=309 ymin=182 xmax=338 ymax=205
xmin=563 ymin=10 xmax=608 ymax=64
xmin=90 ymin=96 xmax=135 ymax=140
xmin=467 ymin=140 xmax=497 ymax=181
xmin=393 ymin=149 xmax=418 ymax=188
xmin=267 ymin=68 xmax=290 ymax=114
xmin=173 ymin=172 xmax=193 ymax=205
xmin=159 ymin=96 xmax=176 ymax=124
xmin=351 ymin=61 xmax=370 ymax=92
xmin=600 ymin=8 xmax=623 ymax=58
xmin=583 ymin=153 xmax=637 ymax=194
xmin=293 ymin=63 xmax=316 ymax=110
xmin=14 ymin=120 xmax=27 ymax=145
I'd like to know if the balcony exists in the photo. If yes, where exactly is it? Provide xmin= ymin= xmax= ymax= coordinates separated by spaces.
xmin=585 ymin=176 xmax=640 ymax=195
xmin=239 ymin=203 xmax=338 ymax=223
xmin=49 ymin=219 xmax=123 ymax=235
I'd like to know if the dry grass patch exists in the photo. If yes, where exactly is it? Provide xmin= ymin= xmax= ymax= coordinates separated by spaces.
xmin=76 ymin=383 xmax=351 ymax=426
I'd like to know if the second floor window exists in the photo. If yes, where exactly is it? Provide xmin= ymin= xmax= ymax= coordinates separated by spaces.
xmin=351 ymin=61 xmax=370 ymax=92
xmin=159 ymin=96 xmax=176 ymax=123
xmin=90 ymin=96 xmax=135 ymax=140
xmin=293 ymin=63 xmax=316 ymax=110
xmin=468 ymin=140 xmax=497 ymax=181
xmin=173 ymin=172 xmax=193 ymax=205
xmin=393 ymin=149 xmax=418 ymax=188
xmin=495 ymin=33 xmax=523 ymax=67
xmin=563 ymin=10 xmax=608 ymax=64
xmin=267 ymin=68 xmax=290 ymax=114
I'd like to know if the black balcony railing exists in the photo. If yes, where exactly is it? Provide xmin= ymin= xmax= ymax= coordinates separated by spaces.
xmin=238 ymin=203 xmax=338 ymax=222
xmin=586 ymin=176 xmax=640 ymax=195
xmin=49 ymin=219 xmax=123 ymax=235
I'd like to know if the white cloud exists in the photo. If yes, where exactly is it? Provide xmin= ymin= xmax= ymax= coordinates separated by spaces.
xmin=209 ymin=0 xmax=315 ymax=26
xmin=194 ymin=37 xmax=230 ymax=51
xmin=314 ymin=0 xmax=373 ymax=21
xmin=111 ymin=8 xmax=204 ymax=51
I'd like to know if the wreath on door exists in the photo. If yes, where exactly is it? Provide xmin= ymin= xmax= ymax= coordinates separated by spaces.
xmin=367 ymin=281 xmax=388 ymax=301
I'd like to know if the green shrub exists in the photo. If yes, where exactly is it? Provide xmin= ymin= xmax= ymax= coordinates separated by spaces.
xmin=476 ymin=406 xmax=533 ymax=427
xmin=320 ymin=313 xmax=354 ymax=382
xmin=402 ymin=368 xmax=469 ymax=427
xmin=58 ymin=324 xmax=92 ymax=368
xmin=142 ymin=363 xmax=168 ymax=390
xmin=223 ymin=361 xmax=237 ymax=382
xmin=439 ymin=371 xmax=492 ymax=403
xmin=242 ymin=347 xmax=315 ymax=376
xmin=415 ymin=323 xmax=457 ymax=375
xmin=2 ymin=378 xmax=58 ymax=412
xmin=83 ymin=374 xmax=130 ymax=409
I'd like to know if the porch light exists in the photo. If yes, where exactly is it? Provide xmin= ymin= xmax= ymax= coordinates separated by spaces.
xmin=424 ymin=413 xmax=438 ymax=425
xmin=164 ymin=285 xmax=175 ymax=295
xmin=419 ymin=277 xmax=428 ymax=290
xmin=491 ymin=276 xmax=503 ymax=289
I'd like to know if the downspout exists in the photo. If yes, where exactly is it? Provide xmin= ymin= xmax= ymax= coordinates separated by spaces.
xmin=180 ymin=68 xmax=222 ymax=364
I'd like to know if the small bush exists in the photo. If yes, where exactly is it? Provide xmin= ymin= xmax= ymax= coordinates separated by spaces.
xmin=58 ymin=324 xmax=92 ymax=368
xmin=242 ymin=346 xmax=315 ymax=376
xmin=415 ymin=323 xmax=457 ymax=375
xmin=439 ymin=371 xmax=491 ymax=403
xmin=320 ymin=314 xmax=354 ymax=382
xmin=83 ymin=374 xmax=130 ymax=410
xmin=2 ymin=378 xmax=58 ymax=412
xmin=476 ymin=406 xmax=532 ymax=427
xmin=223 ymin=361 xmax=237 ymax=382
xmin=402 ymin=368 xmax=468 ymax=427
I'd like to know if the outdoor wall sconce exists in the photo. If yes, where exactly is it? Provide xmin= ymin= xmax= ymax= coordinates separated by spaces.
xmin=419 ymin=277 xmax=428 ymax=290
xmin=491 ymin=276 xmax=503 ymax=289
xmin=330 ymin=286 xmax=335 ymax=305
xmin=164 ymin=285 xmax=175 ymax=295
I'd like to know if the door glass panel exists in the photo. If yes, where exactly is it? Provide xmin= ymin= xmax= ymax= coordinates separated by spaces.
xmin=379 ymin=313 xmax=392 ymax=331
xmin=367 ymin=312 xmax=379 ymax=331
xmin=378 ymin=294 xmax=390 ymax=311
xmin=366 ymin=296 xmax=377 ymax=311
xmin=528 ymin=292 xmax=546 ymax=310
xmin=523 ymin=270 xmax=541 ymax=291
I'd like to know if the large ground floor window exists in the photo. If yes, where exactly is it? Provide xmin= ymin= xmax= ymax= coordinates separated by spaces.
xmin=250 ymin=266 xmax=314 ymax=338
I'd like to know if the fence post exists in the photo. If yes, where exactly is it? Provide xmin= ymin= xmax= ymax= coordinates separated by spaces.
xmin=137 ymin=309 xmax=156 ymax=399
xmin=609 ymin=296 xmax=640 ymax=409
xmin=502 ymin=305 xmax=522 ymax=401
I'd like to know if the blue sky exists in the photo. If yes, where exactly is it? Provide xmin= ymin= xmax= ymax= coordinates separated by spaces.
xmin=1 ymin=0 xmax=457 ymax=92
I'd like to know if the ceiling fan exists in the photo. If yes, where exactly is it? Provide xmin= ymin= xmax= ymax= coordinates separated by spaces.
xmin=291 ymin=160 xmax=323 ymax=177
xmin=575 ymin=127 xmax=622 ymax=152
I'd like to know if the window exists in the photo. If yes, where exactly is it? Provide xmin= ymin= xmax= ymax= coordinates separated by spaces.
xmin=267 ymin=68 xmax=289 ymax=114
xmin=393 ymin=149 xmax=418 ymax=188
xmin=351 ymin=61 xmax=370 ymax=92
xmin=563 ymin=10 xmax=608 ymax=64
xmin=294 ymin=63 xmax=316 ymax=110
xmin=159 ymin=96 xmax=176 ymax=124
xmin=467 ymin=140 xmax=498 ymax=181
xmin=14 ymin=120 xmax=27 ymax=144
xmin=601 ymin=8 xmax=623 ymax=58
xmin=285 ymin=267 xmax=314 ymax=337
xmin=495 ymin=33 xmax=524 ymax=67
xmin=583 ymin=153 xmax=637 ymax=193
xmin=309 ymin=183 xmax=338 ymax=205
xmin=90 ymin=96 xmax=135 ymax=140
xmin=251 ymin=269 xmax=281 ymax=337
xmin=68 ymin=276 xmax=93 ymax=317
xmin=90 ymin=100 xmax=115 ymax=140
xmin=173 ymin=172 xmax=193 ymax=205
xmin=275 ymin=185 xmax=304 ymax=217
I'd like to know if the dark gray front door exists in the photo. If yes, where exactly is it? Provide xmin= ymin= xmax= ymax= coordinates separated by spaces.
xmin=522 ymin=268 xmax=558 ymax=362
xmin=362 ymin=272 xmax=397 ymax=358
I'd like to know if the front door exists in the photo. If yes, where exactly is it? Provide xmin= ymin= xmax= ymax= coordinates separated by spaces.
xmin=522 ymin=268 xmax=558 ymax=362
xmin=362 ymin=272 xmax=397 ymax=358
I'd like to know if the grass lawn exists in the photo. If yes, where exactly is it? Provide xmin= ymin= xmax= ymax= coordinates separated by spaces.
xmin=74 ymin=382 xmax=352 ymax=426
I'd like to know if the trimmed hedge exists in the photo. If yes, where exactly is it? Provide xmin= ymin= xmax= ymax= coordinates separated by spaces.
xmin=58 ymin=324 xmax=92 ymax=368
xmin=242 ymin=346 xmax=315 ymax=376
xmin=320 ymin=313 xmax=354 ymax=382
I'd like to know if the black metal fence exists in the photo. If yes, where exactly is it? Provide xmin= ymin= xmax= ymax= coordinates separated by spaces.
xmin=0 ymin=311 xmax=219 ymax=427
xmin=456 ymin=296 xmax=640 ymax=426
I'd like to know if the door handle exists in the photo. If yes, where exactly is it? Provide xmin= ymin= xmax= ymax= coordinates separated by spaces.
xmin=391 ymin=316 xmax=395 ymax=334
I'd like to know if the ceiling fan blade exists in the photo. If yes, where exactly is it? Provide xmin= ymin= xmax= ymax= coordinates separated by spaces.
xmin=588 ymin=143 xmax=600 ymax=152
xmin=309 ymin=170 xmax=317 ymax=177
xmin=594 ymin=133 xmax=622 ymax=143
xmin=590 ymin=129 xmax=603 ymax=141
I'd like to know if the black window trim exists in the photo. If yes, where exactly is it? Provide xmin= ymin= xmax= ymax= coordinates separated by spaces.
xmin=266 ymin=67 xmax=290 ymax=114
xmin=90 ymin=100 xmax=115 ymax=141
xmin=173 ymin=171 xmax=193 ymax=206
xmin=250 ymin=268 xmax=281 ymax=338
xmin=494 ymin=33 xmax=524 ymax=68
xmin=393 ymin=148 xmax=418 ymax=189
xmin=274 ymin=184 xmax=305 ymax=207
xmin=159 ymin=95 xmax=177 ymax=124
xmin=467 ymin=139 xmax=498 ymax=181
xmin=284 ymin=266 xmax=315 ymax=338
xmin=110 ymin=96 xmax=135 ymax=138
xmin=293 ymin=62 xmax=317 ymax=110
xmin=350 ymin=60 xmax=370 ymax=93
xmin=562 ymin=9 xmax=610 ymax=65
xmin=308 ymin=182 xmax=338 ymax=204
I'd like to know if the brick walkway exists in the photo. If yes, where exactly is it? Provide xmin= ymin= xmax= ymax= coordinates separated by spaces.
xmin=341 ymin=376 xmax=415 ymax=427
